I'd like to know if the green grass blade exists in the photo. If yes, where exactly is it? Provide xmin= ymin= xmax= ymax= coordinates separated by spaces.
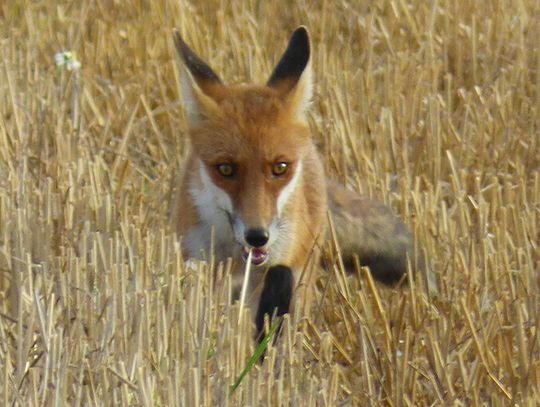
xmin=229 ymin=319 xmax=281 ymax=397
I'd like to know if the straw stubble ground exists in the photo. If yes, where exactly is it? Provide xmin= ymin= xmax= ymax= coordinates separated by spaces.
xmin=0 ymin=0 xmax=538 ymax=405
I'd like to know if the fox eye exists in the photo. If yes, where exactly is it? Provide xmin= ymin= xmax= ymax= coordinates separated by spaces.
xmin=272 ymin=162 xmax=289 ymax=176
xmin=216 ymin=163 xmax=235 ymax=177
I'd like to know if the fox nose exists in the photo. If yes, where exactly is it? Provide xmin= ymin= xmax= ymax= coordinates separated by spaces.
xmin=245 ymin=228 xmax=269 ymax=247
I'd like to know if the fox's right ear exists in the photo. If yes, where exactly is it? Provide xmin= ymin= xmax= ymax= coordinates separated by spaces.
xmin=173 ymin=29 xmax=224 ymax=123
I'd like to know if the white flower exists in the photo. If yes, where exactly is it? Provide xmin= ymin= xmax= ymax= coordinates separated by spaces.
xmin=54 ymin=51 xmax=81 ymax=71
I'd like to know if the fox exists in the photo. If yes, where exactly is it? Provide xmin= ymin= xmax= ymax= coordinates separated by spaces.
xmin=170 ymin=27 xmax=418 ymax=342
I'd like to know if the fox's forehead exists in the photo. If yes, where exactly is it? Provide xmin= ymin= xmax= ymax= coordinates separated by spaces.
xmin=191 ymin=85 xmax=310 ymax=162
xmin=217 ymin=85 xmax=285 ymax=123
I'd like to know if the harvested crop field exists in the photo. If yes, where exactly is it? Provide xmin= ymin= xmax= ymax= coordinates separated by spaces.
xmin=1 ymin=0 xmax=539 ymax=405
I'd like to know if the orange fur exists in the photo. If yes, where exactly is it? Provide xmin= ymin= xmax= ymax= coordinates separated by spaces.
xmin=170 ymin=27 xmax=418 ymax=332
xmin=172 ymin=28 xmax=326 ymax=318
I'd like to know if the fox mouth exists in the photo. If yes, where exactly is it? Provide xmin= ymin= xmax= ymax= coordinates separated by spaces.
xmin=242 ymin=246 xmax=269 ymax=266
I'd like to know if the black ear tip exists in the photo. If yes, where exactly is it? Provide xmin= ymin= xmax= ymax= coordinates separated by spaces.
xmin=267 ymin=26 xmax=311 ymax=88
xmin=172 ymin=28 xmax=181 ymax=44
xmin=172 ymin=29 xmax=187 ymax=58
xmin=172 ymin=30 xmax=223 ymax=84
xmin=293 ymin=26 xmax=309 ymax=40
xmin=290 ymin=26 xmax=310 ymax=52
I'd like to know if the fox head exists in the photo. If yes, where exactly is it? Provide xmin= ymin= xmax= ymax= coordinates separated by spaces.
xmin=174 ymin=27 xmax=314 ymax=266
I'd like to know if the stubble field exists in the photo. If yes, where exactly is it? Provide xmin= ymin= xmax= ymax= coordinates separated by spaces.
xmin=0 ymin=0 xmax=539 ymax=405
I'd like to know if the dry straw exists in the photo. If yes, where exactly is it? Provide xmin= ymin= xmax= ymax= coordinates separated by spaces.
xmin=0 ymin=0 xmax=539 ymax=405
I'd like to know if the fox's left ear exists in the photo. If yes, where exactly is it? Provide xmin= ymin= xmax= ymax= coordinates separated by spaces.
xmin=267 ymin=26 xmax=312 ymax=122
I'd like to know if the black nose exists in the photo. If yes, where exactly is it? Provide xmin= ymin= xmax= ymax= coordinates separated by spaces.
xmin=245 ymin=228 xmax=269 ymax=247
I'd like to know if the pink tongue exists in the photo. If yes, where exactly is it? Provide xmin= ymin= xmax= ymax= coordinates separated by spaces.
xmin=243 ymin=247 xmax=268 ymax=265
xmin=251 ymin=249 xmax=266 ymax=263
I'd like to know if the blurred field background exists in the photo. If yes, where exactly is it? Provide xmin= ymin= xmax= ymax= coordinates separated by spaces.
xmin=0 ymin=0 xmax=539 ymax=405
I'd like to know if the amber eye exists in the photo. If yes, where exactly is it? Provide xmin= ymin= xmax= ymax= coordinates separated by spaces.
xmin=272 ymin=162 xmax=289 ymax=176
xmin=216 ymin=163 xmax=235 ymax=177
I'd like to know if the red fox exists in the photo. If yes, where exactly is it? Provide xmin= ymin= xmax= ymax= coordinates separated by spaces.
xmin=171 ymin=27 xmax=418 ymax=340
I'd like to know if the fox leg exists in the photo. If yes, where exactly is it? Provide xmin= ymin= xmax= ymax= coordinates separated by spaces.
xmin=255 ymin=248 xmax=321 ymax=348
xmin=255 ymin=265 xmax=293 ymax=344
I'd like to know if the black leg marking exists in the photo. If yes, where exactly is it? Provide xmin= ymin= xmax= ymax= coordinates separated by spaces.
xmin=255 ymin=265 xmax=293 ymax=345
